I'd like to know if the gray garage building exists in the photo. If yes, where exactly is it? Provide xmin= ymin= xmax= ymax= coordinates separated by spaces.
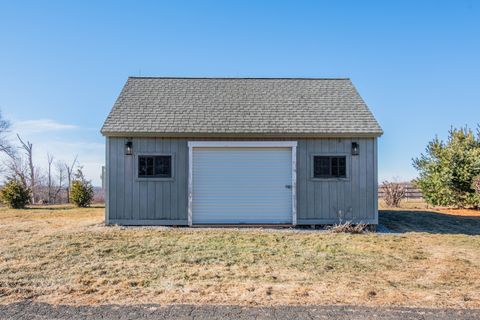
xmin=101 ymin=77 xmax=382 ymax=226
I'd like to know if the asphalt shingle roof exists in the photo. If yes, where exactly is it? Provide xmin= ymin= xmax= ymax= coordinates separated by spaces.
xmin=101 ymin=77 xmax=383 ymax=137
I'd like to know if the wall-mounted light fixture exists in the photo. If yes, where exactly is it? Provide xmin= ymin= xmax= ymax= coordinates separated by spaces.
xmin=351 ymin=142 xmax=359 ymax=155
xmin=125 ymin=140 xmax=133 ymax=155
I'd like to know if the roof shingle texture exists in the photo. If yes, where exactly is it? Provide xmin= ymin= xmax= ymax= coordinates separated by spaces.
xmin=101 ymin=77 xmax=383 ymax=137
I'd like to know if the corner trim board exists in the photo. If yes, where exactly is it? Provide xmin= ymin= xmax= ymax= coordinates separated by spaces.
xmin=291 ymin=144 xmax=297 ymax=225
xmin=187 ymin=144 xmax=193 ymax=226
xmin=373 ymin=138 xmax=379 ymax=224
xmin=105 ymin=137 xmax=110 ymax=225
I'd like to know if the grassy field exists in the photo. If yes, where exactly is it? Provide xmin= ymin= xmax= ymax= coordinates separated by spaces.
xmin=0 ymin=205 xmax=479 ymax=308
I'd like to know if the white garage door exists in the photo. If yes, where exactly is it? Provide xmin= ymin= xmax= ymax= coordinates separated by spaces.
xmin=191 ymin=146 xmax=294 ymax=224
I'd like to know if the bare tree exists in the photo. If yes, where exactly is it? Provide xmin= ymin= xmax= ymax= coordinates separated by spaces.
xmin=17 ymin=135 xmax=35 ymax=204
xmin=0 ymin=111 xmax=92 ymax=205
xmin=0 ymin=110 xmax=11 ymax=154
xmin=64 ymin=155 xmax=78 ymax=203
xmin=46 ymin=153 xmax=54 ymax=203
xmin=3 ymin=150 xmax=28 ymax=187
xmin=381 ymin=180 xmax=406 ymax=207
xmin=0 ymin=110 xmax=13 ymax=176
xmin=51 ymin=161 xmax=66 ymax=204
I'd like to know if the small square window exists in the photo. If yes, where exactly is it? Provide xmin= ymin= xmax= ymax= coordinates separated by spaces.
xmin=138 ymin=155 xmax=172 ymax=178
xmin=313 ymin=156 xmax=346 ymax=178
xmin=314 ymin=157 xmax=330 ymax=177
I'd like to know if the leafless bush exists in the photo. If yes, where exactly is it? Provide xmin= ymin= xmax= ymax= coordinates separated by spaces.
xmin=473 ymin=176 xmax=480 ymax=195
xmin=381 ymin=180 xmax=406 ymax=207
xmin=328 ymin=221 xmax=369 ymax=234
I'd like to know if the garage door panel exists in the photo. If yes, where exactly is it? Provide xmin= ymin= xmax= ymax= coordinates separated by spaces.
xmin=192 ymin=147 xmax=293 ymax=224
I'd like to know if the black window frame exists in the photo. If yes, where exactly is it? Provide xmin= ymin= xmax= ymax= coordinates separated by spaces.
xmin=137 ymin=154 xmax=173 ymax=179
xmin=312 ymin=155 xmax=347 ymax=179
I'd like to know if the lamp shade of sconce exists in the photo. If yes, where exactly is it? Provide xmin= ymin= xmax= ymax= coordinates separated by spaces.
xmin=125 ymin=141 xmax=133 ymax=155
xmin=351 ymin=142 xmax=359 ymax=155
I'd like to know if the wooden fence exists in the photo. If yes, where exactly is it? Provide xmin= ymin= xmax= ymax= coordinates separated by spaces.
xmin=378 ymin=182 xmax=423 ymax=199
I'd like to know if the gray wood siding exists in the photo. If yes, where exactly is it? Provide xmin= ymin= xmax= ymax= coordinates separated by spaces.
xmin=295 ymin=138 xmax=377 ymax=224
xmin=107 ymin=138 xmax=188 ymax=224
xmin=106 ymin=137 xmax=377 ymax=225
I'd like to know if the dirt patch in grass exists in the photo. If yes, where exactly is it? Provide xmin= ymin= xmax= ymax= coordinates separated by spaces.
xmin=433 ymin=208 xmax=480 ymax=218
xmin=0 ymin=206 xmax=479 ymax=308
xmin=379 ymin=199 xmax=480 ymax=218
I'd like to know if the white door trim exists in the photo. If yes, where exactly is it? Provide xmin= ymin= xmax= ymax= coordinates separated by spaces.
xmin=291 ymin=143 xmax=297 ymax=225
xmin=187 ymin=141 xmax=297 ymax=226
xmin=189 ymin=141 xmax=298 ymax=148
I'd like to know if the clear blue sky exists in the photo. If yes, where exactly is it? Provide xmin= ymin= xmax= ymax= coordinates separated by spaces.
xmin=0 ymin=1 xmax=479 ymax=185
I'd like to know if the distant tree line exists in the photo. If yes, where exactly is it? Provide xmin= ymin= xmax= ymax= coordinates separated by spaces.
xmin=0 ymin=111 xmax=97 ymax=208
xmin=413 ymin=126 xmax=480 ymax=209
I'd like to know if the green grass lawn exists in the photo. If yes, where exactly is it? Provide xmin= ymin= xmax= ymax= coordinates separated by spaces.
xmin=0 ymin=205 xmax=479 ymax=307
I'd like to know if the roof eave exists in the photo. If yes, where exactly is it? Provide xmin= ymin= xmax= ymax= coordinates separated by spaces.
xmin=100 ymin=131 xmax=383 ymax=138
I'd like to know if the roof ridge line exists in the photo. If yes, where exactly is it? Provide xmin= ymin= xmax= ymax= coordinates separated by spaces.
xmin=128 ymin=77 xmax=351 ymax=80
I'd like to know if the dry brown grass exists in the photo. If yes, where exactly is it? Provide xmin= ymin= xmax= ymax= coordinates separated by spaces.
xmin=379 ymin=198 xmax=430 ymax=210
xmin=1 ymin=205 xmax=480 ymax=308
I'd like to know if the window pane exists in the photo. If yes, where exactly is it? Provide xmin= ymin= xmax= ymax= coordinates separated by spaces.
xmin=313 ymin=157 xmax=320 ymax=177
xmin=138 ymin=157 xmax=147 ymax=176
xmin=146 ymin=157 xmax=154 ymax=176
xmin=154 ymin=156 xmax=171 ymax=178
xmin=338 ymin=157 xmax=346 ymax=177
xmin=313 ymin=156 xmax=346 ymax=178
xmin=331 ymin=157 xmax=339 ymax=176
xmin=138 ymin=155 xmax=172 ymax=178
xmin=314 ymin=156 xmax=330 ymax=177
xmin=320 ymin=158 xmax=330 ymax=176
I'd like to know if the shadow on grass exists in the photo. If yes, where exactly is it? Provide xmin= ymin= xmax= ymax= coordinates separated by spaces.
xmin=26 ymin=204 xmax=105 ymax=210
xmin=379 ymin=210 xmax=480 ymax=235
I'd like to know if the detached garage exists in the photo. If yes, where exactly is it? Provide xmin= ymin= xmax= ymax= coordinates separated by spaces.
xmin=101 ymin=77 xmax=383 ymax=226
